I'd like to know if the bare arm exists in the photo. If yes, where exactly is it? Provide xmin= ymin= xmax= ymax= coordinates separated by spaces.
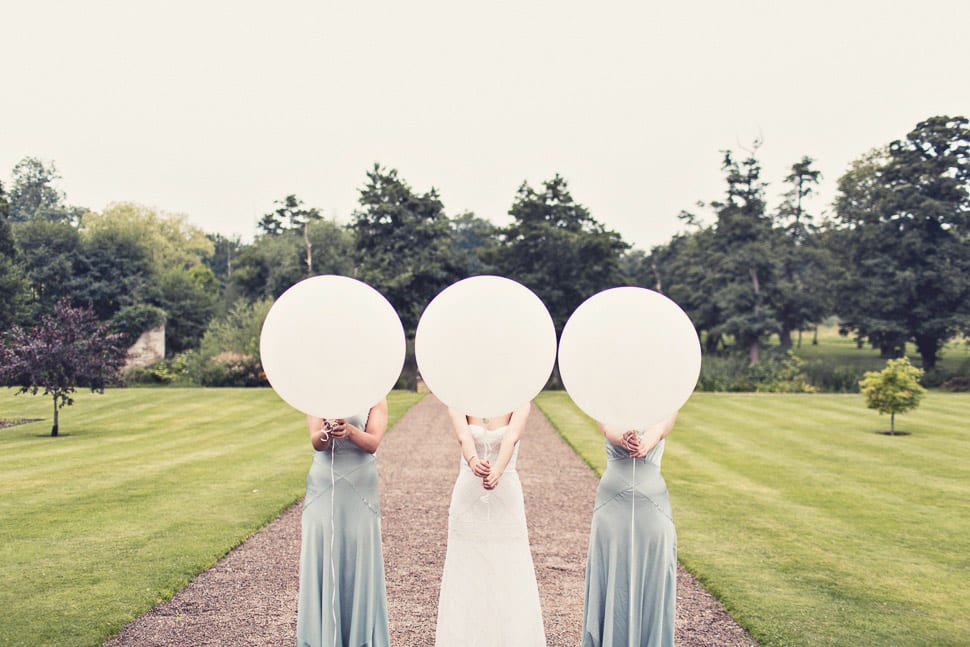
xmin=328 ymin=399 xmax=388 ymax=454
xmin=484 ymin=401 xmax=530 ymax=489
xmin=449 ymin=408 xmax=490 ymax=478
xmin=601 ymin=412 xmax=677 ymax=458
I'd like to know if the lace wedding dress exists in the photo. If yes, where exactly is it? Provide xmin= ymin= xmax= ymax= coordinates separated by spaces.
xmin=435 ymin=424 xmax=546 ymax=646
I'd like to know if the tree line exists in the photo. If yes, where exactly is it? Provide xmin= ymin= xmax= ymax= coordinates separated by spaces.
xmin=1 ymin=114 xmax=967 ymax=388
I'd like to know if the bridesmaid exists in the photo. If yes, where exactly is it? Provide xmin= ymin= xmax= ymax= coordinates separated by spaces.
xmin=582 ymin=413 xmax=678 ymax=647
xmin=296 ymin=400 xmax=390 ymax=647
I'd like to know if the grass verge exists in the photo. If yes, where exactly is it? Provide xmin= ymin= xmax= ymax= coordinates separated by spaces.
xmin=0 ymin=387 xmax=422 ymax=647
xmin=535 ymin=390 xmax=970 ymax=646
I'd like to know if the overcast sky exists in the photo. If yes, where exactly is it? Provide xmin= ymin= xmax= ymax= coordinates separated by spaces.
xmin=2 ymin=0 xmax=968 ymax=250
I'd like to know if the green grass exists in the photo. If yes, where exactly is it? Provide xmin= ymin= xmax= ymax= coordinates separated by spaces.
xmin=790 ymin=325 xmax=970 ymax=373
xmin=536 ymin=390 xmax=970 ymax=647
xmin=0 ymin=387 xmax=423 ymax=647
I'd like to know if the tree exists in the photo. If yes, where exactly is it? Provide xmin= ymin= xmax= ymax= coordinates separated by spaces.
xmin=261 ymin=195 xmax=324 ymax=276
xmin=0 ymin=215 xmax=31 ymax=329
xmin=205 ymin=233 xmax=244 ymax=286
xmin=11 ymin=220 xmax=84 ymax=314
xmin=709 ymin=147 xmax=779 ymax=364
xmin=153 ymin=266 xmax=219 ymax=354
xmin=770 ymin=157 xmax=832 ymax=348
xmin=829 ymin=148 xmax=908 ymax=356
xmin=0 ymin=300 xmax=127 ymax=436
xmin=859 ymin=357 xmax=926 ymax=435
xmin=351 ymin=165 xmax=466 ymax=333
xmin=832 ymin=116 xmax=970 ymax=369
xmin=6 ymin=157 xmax=83 ymax=224
xmin=646 ymin=223 xmax=725 ymax=353
xmin=485 ymin=174 xmax=628 ymax=331
xmin=228 ymin=220 xmax=353 ymax=302
xmin=229 ymin=234 xmax=304 ymax=301
xmin=0 ymin=178 xmax=9 ymax=219
xmin=80 ymin=202 xmax=214 ymax=274
xmin=75 ymin=203 xmax=221 ymax=348
xmin=258 ymin=194 xmax=321 ymax=238
xmin=451 ymin=212 xmax=499 ymax=275
xmin=73 ymin=225 xmax=157 ymax=320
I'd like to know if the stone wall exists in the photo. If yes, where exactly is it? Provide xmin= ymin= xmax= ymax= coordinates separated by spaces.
xmin=124 ymin=324 xmax=165 ymax=371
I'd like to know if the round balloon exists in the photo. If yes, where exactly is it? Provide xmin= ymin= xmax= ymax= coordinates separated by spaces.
xmin=415 ymin=276 xmax=557 ymax=418
xmin=259 ymin=275 xmax=405 ymax=419
xmin=558 ymin=287 xmax=701 ymax=430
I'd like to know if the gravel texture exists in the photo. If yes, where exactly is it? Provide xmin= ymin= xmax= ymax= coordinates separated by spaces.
xmin=106 ymin=395 xmax=757 ymax=646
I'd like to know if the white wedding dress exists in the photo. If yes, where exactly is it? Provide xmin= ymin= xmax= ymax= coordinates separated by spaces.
xmin=435 ymin=424 xmax=546 ymax=646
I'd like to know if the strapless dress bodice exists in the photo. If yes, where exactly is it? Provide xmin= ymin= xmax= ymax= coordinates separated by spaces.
xmin=466 ymin=424 xmax=518 ymax=470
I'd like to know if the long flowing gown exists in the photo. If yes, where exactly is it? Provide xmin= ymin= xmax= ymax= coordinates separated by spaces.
xmin=582 ymin=438 xmax=676 ymax=647
xmin=296 ymin=411 xmax=390 ymax=647
xmin=435 ymin=424 xmax=546 ymax=646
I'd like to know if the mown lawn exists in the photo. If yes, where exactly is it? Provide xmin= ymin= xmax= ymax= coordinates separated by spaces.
xmin=790 ymin=324 xmax=970 ymax=373
xmin=0 ymin=387 xmax=422 ymax=647
xmin=536 ymin=390 xmax=970 ymax=646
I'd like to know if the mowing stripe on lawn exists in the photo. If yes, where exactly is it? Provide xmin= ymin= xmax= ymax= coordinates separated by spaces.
xmin=536 ymin=390 xmax=970 ymax=647
xmin=0 ymin=387 xmax=423 ymax=647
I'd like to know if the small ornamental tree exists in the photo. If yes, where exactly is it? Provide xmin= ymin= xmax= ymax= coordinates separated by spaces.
xmin=0 ymin=300 xmax=127 ymax=436
xmin=859 ymin=357 xmax=926 ymax=435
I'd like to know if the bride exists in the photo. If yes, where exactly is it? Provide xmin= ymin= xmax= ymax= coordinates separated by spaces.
xmin=434 ymin=402 xmax=546 ymax=646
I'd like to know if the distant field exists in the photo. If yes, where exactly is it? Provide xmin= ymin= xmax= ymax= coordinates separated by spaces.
xmin=788 ymin=324 xmax=970 ymax=373
xmin=0 ymin=388 xmax=422 ymax=647
xmin=536 ymin=390 xmax=970 ymax=646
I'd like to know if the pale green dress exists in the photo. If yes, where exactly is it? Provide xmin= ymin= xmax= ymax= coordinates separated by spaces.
xmin=582 ymin=439 xmax=676 ymax=647
xmin=296 ymin=411 xmax=390 ymax=647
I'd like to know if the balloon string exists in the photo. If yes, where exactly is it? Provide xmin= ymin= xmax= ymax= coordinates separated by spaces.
xmin=331 ymin=441 xmax=337 ymax=647
xmin=483 ymin=433 xmax=491 ymax=521
xmin=630 ymin=447 xmax=636 ymax=646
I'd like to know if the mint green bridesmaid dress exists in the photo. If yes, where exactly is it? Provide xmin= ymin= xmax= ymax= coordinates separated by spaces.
xmin=582 ymin=439 xmax=676 ymax=647
xmin=296 ymin=411 xmax=390 ymax=647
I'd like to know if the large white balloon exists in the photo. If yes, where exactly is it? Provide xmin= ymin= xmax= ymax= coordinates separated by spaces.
xmin=558 ymin=287 xmax=701 ymax=430
xmin=259 ymin=275 xmax=405 ymax=419
xmin=415 ymin=276 xmax=557 ymax=418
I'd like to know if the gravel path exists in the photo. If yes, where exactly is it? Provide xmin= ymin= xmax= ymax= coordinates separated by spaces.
xmin=107 ymin=395 xmax=757 ymax=646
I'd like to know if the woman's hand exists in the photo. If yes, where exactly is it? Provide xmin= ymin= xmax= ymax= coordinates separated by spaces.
xmin=483 ymin=467 xmax=503 ymax=490
xmin=329 ymin=419 xmax=356 ymax=439
xmin=470 ymin=456 xmax=490 ymax=478
xmin=623 ymin=431 xmax=649 ymax=458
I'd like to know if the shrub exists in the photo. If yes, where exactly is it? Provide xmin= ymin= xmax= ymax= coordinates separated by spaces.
xmin=199 ymin=298 xmax=272 ymax=361
xmin=122 ymin=352 xmax=196 ymax=386
xmin=941 ymin=376 xmax=970 ymax=392
xmin=697 ymin=351 xmax=817 ymax=393
xmin=754 ymin=352 xmax=818 ymax=393
xmin=198 ymin=352 xmax=267 ymax=387
xmin=801 ymin=361 xmax=866 ymax=393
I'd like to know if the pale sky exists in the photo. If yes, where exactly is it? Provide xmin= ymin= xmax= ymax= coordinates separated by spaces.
xmin=2 ymin=0 xmax=968 ymax=250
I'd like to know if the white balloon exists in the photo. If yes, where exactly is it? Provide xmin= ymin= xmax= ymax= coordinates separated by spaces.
xmin=558 ymin=287 xmax=701 ymax=430
xmin=415 ymin=276 xmax=557 ymax=418
xmin=259 ymin=275 xmax=405 ymax=419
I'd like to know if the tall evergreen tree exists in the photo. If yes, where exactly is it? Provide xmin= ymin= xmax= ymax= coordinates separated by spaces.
xmin=646 ymin=220 xmax=724 ymax=354
xmin=770 ymin=156 xmax=832 ymax=348
xmin=709 ymin=147 xmax=779 ymax=364
xmin=485 ymin=174 xmax=628 ymax=332
xmin=6 ymin=157 xmax=82 ymax=224
xmin=351 ymin=165 xmax=465 ymax=334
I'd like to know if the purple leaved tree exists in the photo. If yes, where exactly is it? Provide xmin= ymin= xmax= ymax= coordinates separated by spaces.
xmin=0 ymin=300 xmax=128 ymax=436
